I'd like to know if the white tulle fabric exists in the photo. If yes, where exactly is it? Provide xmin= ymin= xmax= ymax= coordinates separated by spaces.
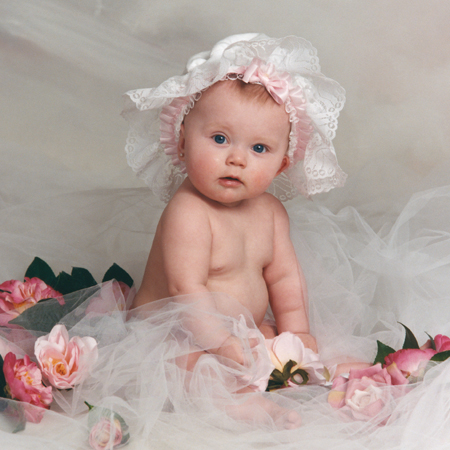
xmin=122 ymin=34 xmax=347 ymax=202
xmin=3 ymin=154 xmax=450 ymax=449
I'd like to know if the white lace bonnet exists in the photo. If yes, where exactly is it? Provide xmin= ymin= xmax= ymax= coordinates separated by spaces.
xmin=122 ymin=33 xmax=347 ymax=202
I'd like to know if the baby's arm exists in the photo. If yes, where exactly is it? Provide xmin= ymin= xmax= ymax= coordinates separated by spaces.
xmin=263 ymin=198 xmax=317 ymax=352
xmin=160 ymin=194 xmax=212 ymax=297
xmin=159 ymin=193 xmax=250 ymax=363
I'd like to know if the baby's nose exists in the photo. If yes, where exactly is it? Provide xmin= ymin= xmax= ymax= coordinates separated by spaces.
xmin=226 ymin=146 xmax=247 ymax=167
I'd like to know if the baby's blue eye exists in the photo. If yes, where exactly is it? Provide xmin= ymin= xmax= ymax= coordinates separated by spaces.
xmin=252 ymin=144 xmax=266 ymax=154
xmin=214 ymin=135 xmax=227 ymax=144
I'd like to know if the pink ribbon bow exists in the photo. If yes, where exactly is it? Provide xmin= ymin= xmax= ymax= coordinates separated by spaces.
xmin=241 ymin=60 xmax=291 ymax=105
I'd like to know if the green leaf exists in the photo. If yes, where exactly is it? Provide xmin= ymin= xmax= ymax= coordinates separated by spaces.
xmin=52 ymin=267 xmax=96 ymax=295
xmin=399 ymin=322 xmax=420 ymax=349
xmin=374 ymin=340 xmax=396 ymax=365
xmin=282 ymin=360 xmax=297 ymax=380
xmin=53 ymin=271 xmax=76 ymax=295
xmin=70 ymin=267 xmax=97 ymax=290
xmin=0 ymin=356 xmax=7 ymax=399
xmin=8 ymin=286 xmax=100 ymax=333
xmin=425 ymin=332 xmax=436 ymax=350
xmin=24 ymin=257 xmax=56 ymax=287
xmin=431 ymin=350 xmax=450 ymax=362
xmin=102 ymin=263 xmax=134 ymax=288
xmin=49 ymin=268 xmax=90 ymax=295
xmin=290 ymin=368 xmax=309 ymax=385
xmin=269 ymin=369 xmax=285 ymax=384
xmin=266 ymin=379 xmax=285 ymax=391
xmin=0 ymin=399 xmax=26 ymax=433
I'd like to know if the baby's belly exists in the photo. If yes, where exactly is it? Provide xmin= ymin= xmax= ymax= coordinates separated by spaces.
xmin=206 ymin=273 xmax=269 ymax=327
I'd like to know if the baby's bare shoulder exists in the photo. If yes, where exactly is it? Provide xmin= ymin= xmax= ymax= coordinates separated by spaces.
xmin=159 ymin=189 xmax=212 ymax=242
xmin=163 ymin=188 xmax=209 ymax=219
xmin=256 ymin=193 xmax=289 ymax=217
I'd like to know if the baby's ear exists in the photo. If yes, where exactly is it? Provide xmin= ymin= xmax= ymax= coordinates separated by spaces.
xmin=177 ymin=123 xmax=186 ymax=160
xmin=275 ymin=155 xmax=290 ymax=176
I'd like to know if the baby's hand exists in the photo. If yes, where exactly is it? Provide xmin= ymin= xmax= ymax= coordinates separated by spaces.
xmin=294 ymin=332 xmax=318 ymax=353
xmin=211 ymin=335 xmax=258 ymax=366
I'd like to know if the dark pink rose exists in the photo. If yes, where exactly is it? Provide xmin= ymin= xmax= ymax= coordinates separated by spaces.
xmin=434 ymin=334 xmax=450 ymax=353
xmin=3 ymin=352 xmax=53 ymax=423
xmin=0 ymin=278 xmax=62 ymax=327
xmin=384 ymin=348 xmax=436 ymax=384
xmin=89 ymin=417 xmax=123 ymax=450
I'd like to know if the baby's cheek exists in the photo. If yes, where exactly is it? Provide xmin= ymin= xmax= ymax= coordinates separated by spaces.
xmin=187 ymin=158 xmax=211 ymax=179
xmin=253 ymin=171 xmax=277 ymax=190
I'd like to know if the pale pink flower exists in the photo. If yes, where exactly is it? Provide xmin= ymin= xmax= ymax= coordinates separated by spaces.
xmin=89 ymin=417 xmax=123 ymax=450
xmin=35 ymin=324 xmax=98 ymax=389
xmin=0 ymin=278 xmax=62 ymax=327
xmin=2 ymin=352 xmax=52 ymax=423
xmin=328 ymin=363 xmax=401 ymax=422
xmin=266 ymin=332 xmax=331 ymax=386
xmin=434 ymin=334 xmax=450 ymax=353
xmin=384 ymin=348 xmax=436 ymax=384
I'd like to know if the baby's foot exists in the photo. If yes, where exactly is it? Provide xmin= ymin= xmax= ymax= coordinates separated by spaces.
xmin=334 ymin=361 xmax=371 ymax=378
xmin=226 ymin=394 xmax=301 ymax=430
xmin=275 ymin=408 xmax=302 ymax=430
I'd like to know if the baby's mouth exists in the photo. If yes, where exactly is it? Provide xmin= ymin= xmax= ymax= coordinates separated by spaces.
xmin=219 ymin=176 xmax=243 ymax=186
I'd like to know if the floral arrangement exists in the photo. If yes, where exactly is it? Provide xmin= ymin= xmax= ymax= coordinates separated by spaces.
xmin=0 ymin=257 xmax=133 ymax=447
xmin=3 ymin=257 xmax=450 ymax=437
xmin=1 ymin=257 xmax=133 ymax=332
xmin=259 ymin=324 xmax=450 ymax=425
xmin=328 ymin=323 xmax=450 ymax=422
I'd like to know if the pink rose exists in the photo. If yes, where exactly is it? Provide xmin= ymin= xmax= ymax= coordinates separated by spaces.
xmin=0 ymin=278 xmax=62 ymax=327
xmin=384 ymin=348 xmax=436 ymax=384
xmin=434 ymin=334 xmax=450 ymax=353
xmin=35 ymin=324 xmax=98 ymax=389
xmin=266 ymin=332 xmax=331 ymax=387
xmin=3 ymin=352 xmax=53 ymax=423
xmin=89 ymin=417 xmax=123 ymax=450
xmin=328 ymin=363 xmax=396 ymax=421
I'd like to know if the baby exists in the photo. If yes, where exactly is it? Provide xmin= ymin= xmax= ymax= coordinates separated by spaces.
xmin=133 ymin=79 xmax=316 ymax=352
xmin=124 ymin=34 xmax=346 ymax=377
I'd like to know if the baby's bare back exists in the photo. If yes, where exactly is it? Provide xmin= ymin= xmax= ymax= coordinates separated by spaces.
xmin=133 ymin=192 xmax=278 ymax=326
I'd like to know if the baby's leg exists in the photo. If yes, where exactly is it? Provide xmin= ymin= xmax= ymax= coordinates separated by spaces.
xmin=177 ymin=343 xmax=302 ymax=430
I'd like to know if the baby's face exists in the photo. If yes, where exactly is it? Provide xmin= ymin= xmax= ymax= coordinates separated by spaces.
xmin=178 ymin=81 xmax=290 ymax=207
